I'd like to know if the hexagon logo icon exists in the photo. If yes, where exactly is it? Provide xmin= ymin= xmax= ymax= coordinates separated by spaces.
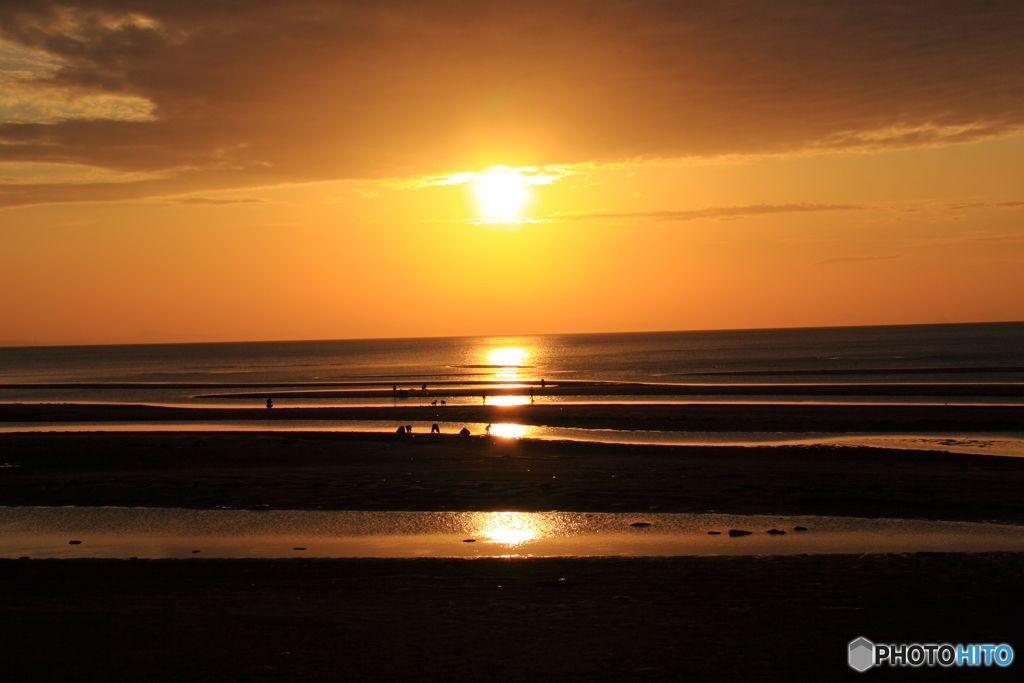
xmin=849 ymin=637 xmax=875 ymax=672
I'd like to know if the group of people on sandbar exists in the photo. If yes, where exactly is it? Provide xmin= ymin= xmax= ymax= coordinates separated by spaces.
xmin=394 ymin=424 xmax=476 ymax=437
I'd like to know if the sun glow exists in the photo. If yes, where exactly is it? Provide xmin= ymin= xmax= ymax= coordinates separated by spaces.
xmin=474 ymin=166 xmax=529 ymax=218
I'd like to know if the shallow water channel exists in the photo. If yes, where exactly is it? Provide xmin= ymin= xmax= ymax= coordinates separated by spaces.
xmin=3 ymin=508 xmax=1023 ymax=559
xmin=3 ymin=421 xmax=1024 ymax=457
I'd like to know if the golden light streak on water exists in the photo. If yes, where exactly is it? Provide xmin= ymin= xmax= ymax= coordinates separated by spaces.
xmin=487 ymin=396 xmax=531 ymax=407
xmin=470 ymin=511 xmax=553 ymax=547
xmin=488 ymin=423 xmax=529 ymax=437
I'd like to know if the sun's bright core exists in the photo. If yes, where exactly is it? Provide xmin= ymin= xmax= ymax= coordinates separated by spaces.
xmin=474 ymin=166 xmax=529 ymax=218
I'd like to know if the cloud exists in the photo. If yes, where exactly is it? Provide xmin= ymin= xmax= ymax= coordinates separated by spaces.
xmin=947 ymin=201 xmax=1024 ymax=211
xmin=816 ymin=255 xmax=902 ymax=265
xmin=971 ymin=234 xmax=1024 ymax=242
xmin=545 ymin=203 xmax=864 ymax=223
xmin=171 ymin=196 xmax=268 ymax=205
xmin=0 ymin=1 xmax=1022 ymax=206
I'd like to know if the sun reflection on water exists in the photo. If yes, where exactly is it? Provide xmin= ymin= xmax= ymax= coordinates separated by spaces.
xmin=487 ymin=396 xmax=531 ymax=407
xmin=486 ymin=347 xmax=528 ymax=367
xmin=471 ymin=512 xmax=552 ymax=547
xmin=488 ymin=423 xmax=529 ymax=438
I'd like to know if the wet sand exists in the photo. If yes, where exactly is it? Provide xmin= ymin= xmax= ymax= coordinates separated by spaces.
xmin=4 ymin=431 xmax=1024 ymax=523
xmin=3 ymin=404 xmax=1023 ymax=681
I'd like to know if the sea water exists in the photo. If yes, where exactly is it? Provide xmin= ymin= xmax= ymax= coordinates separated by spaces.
xmin=1 ymin=322 xmax=1022 ymax=408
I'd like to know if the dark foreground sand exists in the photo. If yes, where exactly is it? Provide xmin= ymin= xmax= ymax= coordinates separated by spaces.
xmin=3 ymin=408 xmax=1023 ymax=681
xmin=3 ymin=553 xmax=1022 ymax=682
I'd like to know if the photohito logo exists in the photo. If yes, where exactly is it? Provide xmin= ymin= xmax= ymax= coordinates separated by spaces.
xmin=849 ymin=637 xmax=1014 ymax=671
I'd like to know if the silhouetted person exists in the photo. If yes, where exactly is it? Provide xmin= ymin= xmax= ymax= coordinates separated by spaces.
xmin=485 ymin=424 xmax=492 ymax=435
xmin=406 ymin=425 xmax=412 ymax=433
xmin=459 ymin=427 xmax=471 ymax=437
xmin=266 ymin=398 xmax=273 ymax=409
xmin=422 ymin=384 xmax=427 ymax=391
xmin=392 ymin=384 xmax=397 ymax=393
xmin=540 ymin=379 xmax=545 ymax=388
xmin=431 ymin=423 xmax=440 ymax=434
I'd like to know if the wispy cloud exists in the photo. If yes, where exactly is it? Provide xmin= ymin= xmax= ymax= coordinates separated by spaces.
xmin=970 ymin=234 xmax=1024 ymax=243
xmin=947 ymin=201 xmax=1024 ymax=211
xmin=816 ymin=255 xmax=902 ymax=265
xmin=544 ymin=203 xmax=864 ymax=223
xmin=172 ymin=197 xmax=268 ymax=206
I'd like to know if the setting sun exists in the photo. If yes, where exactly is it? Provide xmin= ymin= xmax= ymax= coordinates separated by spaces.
xmin=473 ymin=166 xmax=529 ymax=218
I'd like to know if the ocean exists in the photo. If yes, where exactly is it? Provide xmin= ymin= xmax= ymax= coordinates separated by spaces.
xmin=1 ymin=321 xmax=1023 ymax=401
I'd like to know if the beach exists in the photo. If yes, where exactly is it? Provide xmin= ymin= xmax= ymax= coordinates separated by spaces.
xmin=3 ymin=398 xmax=1024 ymax=680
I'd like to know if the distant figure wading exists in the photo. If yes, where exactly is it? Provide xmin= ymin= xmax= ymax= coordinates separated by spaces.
xmin=266 ymin=398 xmax=273 ymax=409
xmin=431 ymin=424 xmax=441 ymax=434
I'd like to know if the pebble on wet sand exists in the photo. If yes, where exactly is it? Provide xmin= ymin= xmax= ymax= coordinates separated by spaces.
xmin=728 ymin=529 xmax=753 ymax=537
xmin=68 ymin=540 xmax=82 ymax=545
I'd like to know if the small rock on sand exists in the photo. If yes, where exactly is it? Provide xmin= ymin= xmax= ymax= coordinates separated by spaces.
xmin=707 ymin=531 xmax=721 ymax=535
xmin=766 ymin=529 xmax=787 ymax=535
xmin=794 ymin=526 xmax=809 ymax=532
xmin=728 ymin=529 xmax=753 ymax=537
xmin=68 ymin=540 xmax=82 ymax=545
xmin=463 ymin=539 xmax=476 ymax=543
xmin=630 ymin=522 xmax=653 ymax=527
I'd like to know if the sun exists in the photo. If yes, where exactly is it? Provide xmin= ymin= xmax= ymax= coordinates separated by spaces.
xmin=474 ymin=166 xmax=529 ymax=218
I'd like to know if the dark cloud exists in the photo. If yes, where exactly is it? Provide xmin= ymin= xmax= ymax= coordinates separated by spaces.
xmin=1 ymin=0 xmax=1022 ymax=206
xmin=816 ymin=255 xmax=902 ymax=265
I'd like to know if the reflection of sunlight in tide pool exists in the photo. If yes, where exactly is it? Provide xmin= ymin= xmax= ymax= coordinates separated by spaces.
xmin=489 ymin=423 xmax=529 ymax=438
xmin=487 ymin=396 xmax=531 ymax=406
xmin=472 ymin=512 xmax=550 ymax=546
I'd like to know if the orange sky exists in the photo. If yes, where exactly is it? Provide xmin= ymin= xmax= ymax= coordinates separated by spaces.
xmin=1 ymin=1 xmax=1022 ymax=345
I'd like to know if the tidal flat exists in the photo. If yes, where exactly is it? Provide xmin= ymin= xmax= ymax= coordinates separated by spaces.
xmin=2 ymin=402 xmax=1023 ymax=681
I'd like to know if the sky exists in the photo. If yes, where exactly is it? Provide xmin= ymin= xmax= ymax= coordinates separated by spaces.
xmin=1 ymin=0 xmax=1022 ymax=345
